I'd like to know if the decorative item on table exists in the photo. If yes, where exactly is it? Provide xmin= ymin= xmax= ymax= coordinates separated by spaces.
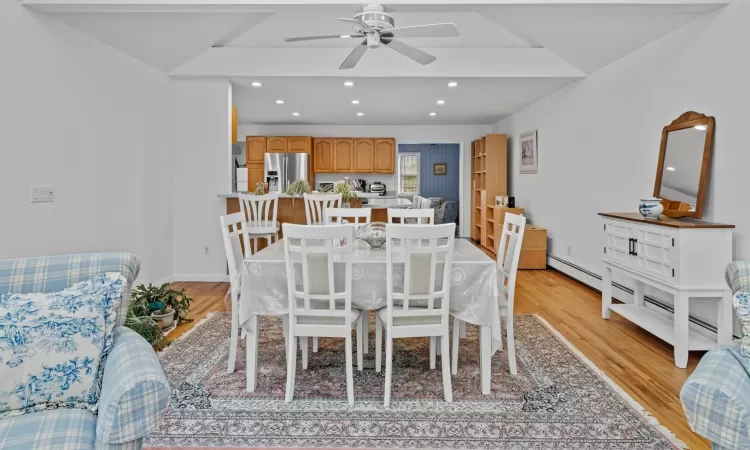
xmin=520 ymin=130 xmax=538 ymax=174
xmin=334 ymin=178 xmax=358 ymax=207
xmin=638 ymin=197 xmax=664 ymax=219
xmin=433 ymin=162 xmax=447 ymax=175
xmin=495 ymin=195 xmax=508 ymax=207
xmin=354 ymin=221 xmax=387 ymax=249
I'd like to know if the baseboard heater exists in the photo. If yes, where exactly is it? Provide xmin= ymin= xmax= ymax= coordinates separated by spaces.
xmin=546 ymin=253 xmax=738 ymax=339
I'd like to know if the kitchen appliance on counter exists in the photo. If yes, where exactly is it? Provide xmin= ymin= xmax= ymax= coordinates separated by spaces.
xmin=265 ymin=153 xmax=309 ymax=194
xmin=368 ymin=181 xmax=386 ymax=196
xmin=355 ymin=179 xmax=367 ymax=192
xmin=318 ymin=182 xmax=335 ymax=192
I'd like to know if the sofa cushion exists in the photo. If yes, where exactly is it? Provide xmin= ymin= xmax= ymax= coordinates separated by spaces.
xmin=0 ymin=273 xmax=125 ymax=418
xmin=0 ymin=408 xmax=96 ymax=450
xmin=733 ymin=292 xmax=750 ymax=359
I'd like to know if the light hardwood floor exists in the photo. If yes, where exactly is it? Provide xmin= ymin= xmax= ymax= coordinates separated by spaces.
xmin=168 ymin=267 xmax=708 ymax=449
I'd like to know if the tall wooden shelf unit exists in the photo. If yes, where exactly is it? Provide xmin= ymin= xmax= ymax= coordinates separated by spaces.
xmin=471 ymin=134 xmax=508 ymax=254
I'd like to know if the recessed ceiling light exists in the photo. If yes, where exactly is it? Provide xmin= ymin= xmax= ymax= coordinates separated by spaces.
xmin=251 ymin=81 xmax=262 ymax=87
xmin=429 ymin=112 xmax=437 ymax=116
xmin=437 ymin=100 xmax=446 ymax=105
xmin=666 ymin=166 xmax=676 ymax=171
xmin=351 ymin=100 xmax=360 ymax=104
xmin=447 ymin=81 xmax=459 ymax=88
xmin=292 ymin=112 xmax=300 ymax=116
xmin=694 ymin=125 xmax=707 ymax=130
xmin=275 ymin=100 xmax=284 ymax=105
xmin=356 ymin=112 xmax=364 ymax=116
xmin=344 ymin=81 xmax=355 ymax=87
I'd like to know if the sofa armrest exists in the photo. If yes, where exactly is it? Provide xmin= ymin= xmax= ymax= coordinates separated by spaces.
xmin=680 ymin=342 xmax=750 ymax=449
xmin=97 ymin=327 xmax=170 ymax=444
xmin=727 ymin=261 xmax=750 ymax=294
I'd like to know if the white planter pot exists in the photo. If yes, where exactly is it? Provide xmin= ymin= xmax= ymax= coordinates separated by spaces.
xmin=638 ymin=198 xmax=664 ymax=219
xmin=151 ymin=309 xmax=175 ymax=329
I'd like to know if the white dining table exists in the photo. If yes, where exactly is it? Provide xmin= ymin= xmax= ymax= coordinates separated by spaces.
xmin=238 ymin=237 xmax=502 ymax=394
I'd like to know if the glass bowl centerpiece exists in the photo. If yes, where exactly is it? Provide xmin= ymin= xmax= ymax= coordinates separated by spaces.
xmin=355 ymin=222 xmax=387 ymax=249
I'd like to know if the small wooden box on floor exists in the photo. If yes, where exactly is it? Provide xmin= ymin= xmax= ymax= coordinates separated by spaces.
xmin=519 ymin=225 xmax=547 ymax=269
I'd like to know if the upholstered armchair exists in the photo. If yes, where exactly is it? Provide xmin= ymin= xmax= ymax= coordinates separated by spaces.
xmin=0 ymin=253 xmax=170 ymax=450
xmin=680 ymin=261 xmax=750 ymax=450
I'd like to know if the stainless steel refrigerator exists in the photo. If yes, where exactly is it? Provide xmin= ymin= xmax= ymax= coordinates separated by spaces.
xmin=264 ymin=153 xmax=309 ymax=194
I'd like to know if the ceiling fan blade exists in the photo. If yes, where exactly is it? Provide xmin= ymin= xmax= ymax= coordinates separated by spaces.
xmin=380 ymin=23 xmax=459 ymax=39
xmin=339 ymin=39 xmax=369 ymax=70
xmin=337 ymin=17 xmax=375 ymax=34
xmin=285 ymin=34 xmax=364 ymax=42
xmin=381 ymin=38 xmax=436 ymax=66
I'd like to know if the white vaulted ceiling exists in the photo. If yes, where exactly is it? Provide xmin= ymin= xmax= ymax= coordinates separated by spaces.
xmin=24 ymin=0 xmax=728 ymax=125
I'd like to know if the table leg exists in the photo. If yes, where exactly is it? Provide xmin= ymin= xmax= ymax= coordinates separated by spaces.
xmin=674 ymin=291 xmax=690 ymax=369
xmin=602 ymin=266 xmax=612 ymax=319
xmin=480 ymin=325 xmax=492 ymax=395
xmin=246 ymin=315 xmax=259 ymax=392
xmin=718 ymin=289 xmax=734 ymax=346
xmin=364 ymin=311 xmax=369 ymax=354
xmin=437 ymin=336 xmax=442 ymax=356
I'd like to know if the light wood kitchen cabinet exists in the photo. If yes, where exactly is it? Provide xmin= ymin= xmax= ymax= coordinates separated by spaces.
xmin=247 ymin=164 xmax=265 ymax=191
xmin=266 ymin=136 xmax=288 ymax=153
xmin=288 ymin=136 xmax=312 ymax=154
xmin=232 ymin=107 xmax=238 ymax=144
xmin=353 ymin=139 xmax=374 ymax=173
xmin=373 ymin=138 xmax=395 ymax=173
xmin=246 ymin=136 xmax=266 ymax=165
xmin=333 ymin=139 xmax=354 ymax=173
xmin=313 ymin=139 xmax=333 ymax=173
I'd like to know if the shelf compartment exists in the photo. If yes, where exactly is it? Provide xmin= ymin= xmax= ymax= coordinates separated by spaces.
xmin=609 ymin=304 xmax=715 ymax=351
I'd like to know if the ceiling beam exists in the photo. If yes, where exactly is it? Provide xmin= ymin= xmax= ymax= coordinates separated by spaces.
xmin=169 ymin=47 xmax=585 ymax=78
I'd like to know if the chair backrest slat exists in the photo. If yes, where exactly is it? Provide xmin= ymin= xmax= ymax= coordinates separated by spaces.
xmin=219 ymin=212 xmax=249 ymax=290
xmin=388 ymin=208 xmax=434 ymax=225
xmin=325 ymin=207 xmax=372 ymax=229
xmin=304 ymin=193 xmax=342 ymax=225
xmin=238 ymin=194 xmax=279 ymax=253
xmin=496 ymin=213 xmax=526 ymax=312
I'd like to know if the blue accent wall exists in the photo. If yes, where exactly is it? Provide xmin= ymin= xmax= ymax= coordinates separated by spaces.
xmin=398 ymin=143 xmax=460 ymax=201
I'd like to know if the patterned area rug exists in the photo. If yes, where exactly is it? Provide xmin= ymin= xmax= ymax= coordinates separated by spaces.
xmin=145 ymin=313 xmax=685 ymax=449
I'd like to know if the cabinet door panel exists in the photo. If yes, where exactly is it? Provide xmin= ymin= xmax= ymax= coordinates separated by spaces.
xmin=232 ymin=107 xmax=238 ymax=144
xmin=267 ymin=136 xmax=288 ymax=153
xmin=288 ymin=136 xmax=311 ymax=153
xmin=333 ymin=139 xmax=353 ymax=173
xmin=635 ymin=226 xmax=677 ymax=281
xmin=313 ymin=139 xmax=333 ymax=173
xmin=605 ymin=221 xmax=635 ymax=268
xmin=353 ymin=139 xmax=374 ymax=173
xmin=247 ymin=164 xmax=265 ymax=190
xmin=374 ymin=138 xmax=395 ymax=173
xmin=246 ymin=136 xmax=266 ymax=165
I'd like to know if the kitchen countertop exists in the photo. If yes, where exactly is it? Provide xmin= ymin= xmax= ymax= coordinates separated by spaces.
xmin=218 ymin=192 xmax=402 ymax=200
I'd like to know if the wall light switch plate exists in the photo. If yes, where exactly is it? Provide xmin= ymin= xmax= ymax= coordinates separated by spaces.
xmin=30 ymin=185 xmax=54 ymax=203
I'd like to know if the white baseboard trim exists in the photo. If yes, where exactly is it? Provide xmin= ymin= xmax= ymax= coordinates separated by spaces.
xmin=152 ymin=276 xmax=174 ymax=286
xmin=173 ymin=274 xmax=230 ymax=283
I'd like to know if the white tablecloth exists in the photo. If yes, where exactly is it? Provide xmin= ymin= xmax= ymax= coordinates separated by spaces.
xmin=238 ymin=238 xmax=503 ymax=352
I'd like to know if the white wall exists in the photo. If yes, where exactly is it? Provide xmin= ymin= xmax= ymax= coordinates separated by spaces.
xmin=0 ymin=2 xmax=173 ymax=283
xmin=172 ymin=79 xmax=233 ymax=281
xmin=238 ymin=124 xmax=491 ymax=238
xmin=493 ymin=1 xmax=749 ymax=330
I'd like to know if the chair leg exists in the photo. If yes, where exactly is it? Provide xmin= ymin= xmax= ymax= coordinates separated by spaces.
xmin=282 ymin=315 xmax=289 ymax=362
xmin=363 ymin=311 xmax=369 ymax=354
xmin=356 ymin=315 xmax=364 ymax=371
xmin=252 ymin=237 xmax=258 ymax=254
xmin=301 ymin=336 xmax=309 ymax=370
xmin=345 ymin=334 xmax=355 ymax=406
xmin=507 ymin=314 xmax=517 ymax=376
xmin=246 ymin=315 xmax=260 ymax=391
xmin=384 ymin=331 xmax=393 ymax=407
xmin=436 ymin=336 xmax=442 ymax=356
xmin=227 ymin=302 xmax=239 ymax=374
xmin=375 ymin=314 xmax=382 ymax=372
xmin=429 ymin=337 xmax=436 ymax=369
xmin=459 ymin=319 xmax=466 ymax=338
xmin=440 ymin=330 xmax=452 ymax=403
xmin=285 ymin=329 xmax=297 ymax=403
xmin=313 ymin=336 xmax=319 ymax=353
xmin=451 ymin=317 xmax=460 ymax=375
xmin=497 ymin=314 xmax=504 ymax=352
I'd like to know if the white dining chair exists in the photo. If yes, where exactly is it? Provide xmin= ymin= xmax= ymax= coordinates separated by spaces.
xmin=452 ymin=212 xmax=526 ymax=377
xmin=387 ymin=208 xmax=434 ymax=225
xmin=376 ymin=223 xmax=456 ymax=407
xmin=239 ymin=193 xmax=280 ymax=254
xmin=282 ymin=223 xmax=364 ymax=406
xmin=325 ymin=207 xmax=372 ymax=229
xmin=304 ymin=193 xmax=342 ymax=225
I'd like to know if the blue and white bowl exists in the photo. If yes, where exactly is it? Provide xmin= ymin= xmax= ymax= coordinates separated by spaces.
xmin=639 ymin=198 xmax=664 ymax=219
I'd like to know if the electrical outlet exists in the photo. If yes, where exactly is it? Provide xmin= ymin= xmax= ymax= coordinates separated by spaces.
xmin=204 ymin=245 xmax=210 ymax=255
xmin=30 ymin=185 xmax=54 ymax=203
xmin=567 ymin=245 xmax=572 ymax=256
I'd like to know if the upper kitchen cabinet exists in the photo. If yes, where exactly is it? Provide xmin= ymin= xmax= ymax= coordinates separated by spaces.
xmin=288 ymin=136 xmax=312 ymax=154
xmin=353 ymin=139 xmax=374 ymax=173
xmin=313 ymin=139 xmax=333 ymax=173
xmin=231 ymin=107 xmax=238 ymax=144
xmin=333 ymin=139 xmax=354 ymax=173
xmin=374 ymin=138 xmax=395 ymax=173
xmin=246 ymin=136 xmax=266 ymax=165
xmin=266 ymin=136 xmax=288 ymax=153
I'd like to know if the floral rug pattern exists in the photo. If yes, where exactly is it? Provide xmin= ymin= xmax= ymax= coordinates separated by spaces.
xmin=145 ymin=313 xmax=683 ymax=449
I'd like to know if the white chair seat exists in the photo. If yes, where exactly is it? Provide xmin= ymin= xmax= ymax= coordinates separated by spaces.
xmin=298 ymin=308 xmax=362 ymax=326
xmin=376 ymin=307 xmax=441 ymax=326
xmin=246 ymin=221 xmax=280 ymax=233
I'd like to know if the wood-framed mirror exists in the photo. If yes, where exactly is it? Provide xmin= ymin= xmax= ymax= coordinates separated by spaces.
xmin=653 ymin=111 xmax=715 ymax=219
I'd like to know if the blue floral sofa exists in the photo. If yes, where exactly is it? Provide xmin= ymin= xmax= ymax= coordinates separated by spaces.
xmin=0 ymin=253 xmax=170 ymax=450
xmin=681 ymin=261 xmax=750 ymax=449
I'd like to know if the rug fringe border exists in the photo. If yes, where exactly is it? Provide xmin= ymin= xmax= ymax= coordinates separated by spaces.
xmin=532 ymin=313 xmax=688 ymax=450
xmin=157 ymin=311 xmax=224 ymax=356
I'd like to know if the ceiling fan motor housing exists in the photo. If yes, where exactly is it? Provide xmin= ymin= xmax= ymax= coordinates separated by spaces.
xmin=355 ymin=4 xmax=395 ymax=31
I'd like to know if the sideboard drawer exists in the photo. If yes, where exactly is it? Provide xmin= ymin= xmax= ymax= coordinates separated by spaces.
xmin=604 ymin=219 xmax=678 ymax=283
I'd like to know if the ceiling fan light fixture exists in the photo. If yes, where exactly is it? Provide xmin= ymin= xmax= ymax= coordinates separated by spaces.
xmin=447 ymin=81 xmax=458 ymax=88
xmin=251 ymin=81 xmax=262 ymax=87
xmin=275 ymin=100 xmax=284 ymax=105
xmin=344 ymin=81 xmax=355 ymax=87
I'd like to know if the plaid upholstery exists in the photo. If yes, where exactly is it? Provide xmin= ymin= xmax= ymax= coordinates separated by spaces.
xmin=97 ymin=327 xmax=170 ymax=444
xmin=726 ymin=261 xmax=750 ymax=294
xmin=0 ymin=253 xmax=139 ymax=327
xmin=681 ymin=344 xmax=750 ymax=449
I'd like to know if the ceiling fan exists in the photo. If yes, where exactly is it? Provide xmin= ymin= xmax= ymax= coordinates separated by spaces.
xmin=284 ymin=4 xmax=459 ymax=70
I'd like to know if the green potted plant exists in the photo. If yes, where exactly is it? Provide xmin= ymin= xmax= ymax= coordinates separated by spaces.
xmin=334 ymin=179 xmax=358 ymax=207
xmin=130 ymin=283 xmax=194 ymax=330
xmin=284 ymin=179 xmax=311 ymax=205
